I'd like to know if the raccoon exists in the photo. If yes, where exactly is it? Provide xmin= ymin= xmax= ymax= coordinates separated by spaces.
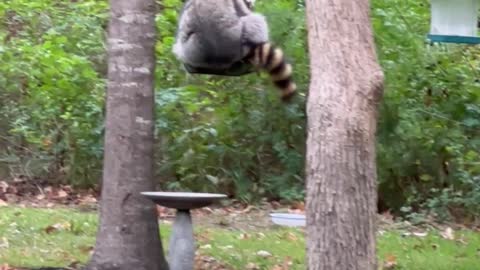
xmin=172 ymin=0 xmax=296 ymax=101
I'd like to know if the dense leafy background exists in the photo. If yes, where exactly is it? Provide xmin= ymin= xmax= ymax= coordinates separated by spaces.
xmin=0 ymin=0 xmax=478 ymax=221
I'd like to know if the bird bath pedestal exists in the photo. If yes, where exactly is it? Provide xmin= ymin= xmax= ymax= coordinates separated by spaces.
xmin=141 ymin=192 xmax=227 ymax=270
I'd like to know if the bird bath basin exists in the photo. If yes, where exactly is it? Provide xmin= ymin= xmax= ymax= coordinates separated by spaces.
xmin=141 ymin=191 xmax=227 ymax=210
xmin=141 ymin=192 xmax=227 ymax=270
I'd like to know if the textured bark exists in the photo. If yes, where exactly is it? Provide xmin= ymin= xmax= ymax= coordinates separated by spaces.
xmin=86 ymin=0 xmax=169 ymax=269
xmin=304 ymin=0 xmax=384 ymax=269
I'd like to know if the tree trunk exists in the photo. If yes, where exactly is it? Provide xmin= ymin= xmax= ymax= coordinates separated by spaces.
xmin=304 ymin=0 xmax=384 ymax=269
xmin=86 ymin=0 xmax=169 ymax=269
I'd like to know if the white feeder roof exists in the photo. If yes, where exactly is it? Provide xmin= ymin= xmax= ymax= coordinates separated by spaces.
xmin=428 ymin=0 xmax=480 ymax=44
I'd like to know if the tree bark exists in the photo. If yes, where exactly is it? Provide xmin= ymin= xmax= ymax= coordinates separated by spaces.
xmin=86 ymin=0 xmax=169 ymax=269
xmin=304 ymin=0 xmax=384 ymax=269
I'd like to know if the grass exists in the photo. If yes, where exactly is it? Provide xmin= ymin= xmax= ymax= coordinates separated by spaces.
xmin=0 ymin=207 xmax=479 ymax=269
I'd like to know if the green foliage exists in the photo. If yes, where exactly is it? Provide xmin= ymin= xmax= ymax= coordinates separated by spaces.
xmin=373 ymin=0 xmax=480 ymax=219
xmin=0 ymin=0 xmax=107 ymax=185
xmin=0 ymin=0 xmax=307 ymax=201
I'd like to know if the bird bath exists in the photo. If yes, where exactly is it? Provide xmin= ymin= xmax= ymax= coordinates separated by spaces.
xmin=141 ymin=192 xmax=227 ymax=270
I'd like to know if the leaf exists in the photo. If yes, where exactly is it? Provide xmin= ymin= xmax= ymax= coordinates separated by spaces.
xmin=79 ymin=245 xmax=94 ymax=254
xmin=256 ymin=250 xmax=272 ymax=258
xmin=291 ymin=201 xmax=305 ymax=211
xmin=413 ymin=232 xmax=428 ymax=237
xmin=282 ymin=256 xmax=293 ymax=269
xmin=56 ymin=189 xmax=69 ymax=198
xmin=383 ymin=254 xmax=397 ymax=269
xmin=78 ymin=194 xmax=97 ymax=205
xmin=200 ymin=244 xmax=212 ymax=249
xmin=281 ymin=232 xmax=298 ymax=242
xmin=246 ymin=262 xmax=260 ymax=270
xmin=0 ymin=237 xmax=9 ymax=249
xmin=44 ymin=221 xmax=72 ymax=234
xmin=0 ymin=199 xmax=8 ymax=207
xmin=0 ymin=181 xmax=9 ymax=193
xmin=440 ymin=227 xmax=455 ymax=240
xmin=220 ymin=245 xmax=233 ymax=250
xmin=238 ymin=233 xmax=249 ymax=240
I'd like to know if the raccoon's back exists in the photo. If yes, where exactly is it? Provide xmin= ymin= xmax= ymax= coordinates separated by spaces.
xmin=188 ymin=0 xmax=246 ymax=64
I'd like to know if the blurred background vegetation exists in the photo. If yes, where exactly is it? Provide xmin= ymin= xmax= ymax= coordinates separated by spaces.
xmin=0 ymin=0 xmax=479 ymax=222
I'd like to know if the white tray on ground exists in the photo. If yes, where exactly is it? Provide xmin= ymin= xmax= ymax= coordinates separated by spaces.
xmin=270 ymin=213 xmax=306 ymax=227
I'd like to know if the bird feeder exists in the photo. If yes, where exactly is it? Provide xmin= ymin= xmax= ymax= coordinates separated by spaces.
xmin=428 ymin=0 xmax=480 ymax=44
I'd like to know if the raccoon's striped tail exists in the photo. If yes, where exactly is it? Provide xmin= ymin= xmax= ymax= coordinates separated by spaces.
xmin=246 ymin=42 xmax=296 ymax=102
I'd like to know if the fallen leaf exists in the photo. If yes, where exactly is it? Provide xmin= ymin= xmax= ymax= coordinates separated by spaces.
xmin=218 ymin=219 xmax=229 ymax=226
xmin=45 ymin=225 xmax=56 ymax=234
xmin=79 ymin=194 xmax=97 ymax=205
xmin=456 ymin=236 xmax=468 ymax=246
xmin=285 ymin=232 xmax=298 ymax=241
xmin=195 ymin=254 xmax=228 ymax=270
xmin=0 ymin=181 xmax=8 ymax=193
xmin=413 ymin=232 xmax=428 ymax=237
xmin=13 ymin=177 xmax=23 ymax=183
xmin=288 ymin=208 xmax=304 ymax=214
xmin=381 ymin=210 xmax=394 ymax=221
xmin=44 ymin=186 xmax=53 ymax=194
xmin=383 ymin=254 xmax=397 ymax=269
xmin=238 ymin=233 xmax=249 ymax=240
xmin=42 ymin=138 xmax=53 ymax=148
xmin=236 ymin=205 xmax=254 ymax=214
xmin=69 ymin=261 xmax=82 ymax=269
xmin=0 ymin=237 xmax=9 ymax=248
xmin=257 ymin=250 xmax=272 ymax=258
xmin=270 ymin=201 xmax=281 ymax=209
xmin=440 ymin=227 xmax=455 ymax=240
xmin=291 ymin=201 xmax=305 ymax=211
xmin=413 ymin=244 xmax=423 ymax=250
xmin=162 ymin=220 xmax=172 ymax=225
xmin=283 ymin=256 xmax=293 ymax=269
xmin=79 ymin=245 xmax=94 ymax=254
xmin=0 ymin=199 xmax=8 ymax=207
xmin=200 ymin=244 xmax=212 ymax=249
xmin=57 ymin=189 xmax=69 ymax=198
xmin=44 ymin=221 xmax=72 ymax=234
xmin=255 ymin=232 xmax=266 ymax=239
xmin=246 ymin=262 xmax=260 ymax=270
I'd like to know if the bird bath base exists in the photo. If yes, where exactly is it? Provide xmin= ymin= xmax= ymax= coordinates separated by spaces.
xmin=141 ymin=192 xmax=227 ymax=270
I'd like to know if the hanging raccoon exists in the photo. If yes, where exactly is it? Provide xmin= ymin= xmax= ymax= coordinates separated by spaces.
xmin=172 ymin=0 xmax=296 ymax=102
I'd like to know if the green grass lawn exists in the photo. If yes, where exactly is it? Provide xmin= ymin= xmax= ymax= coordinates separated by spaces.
xmin=0 ymin=207 xmax=479 ymax=269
